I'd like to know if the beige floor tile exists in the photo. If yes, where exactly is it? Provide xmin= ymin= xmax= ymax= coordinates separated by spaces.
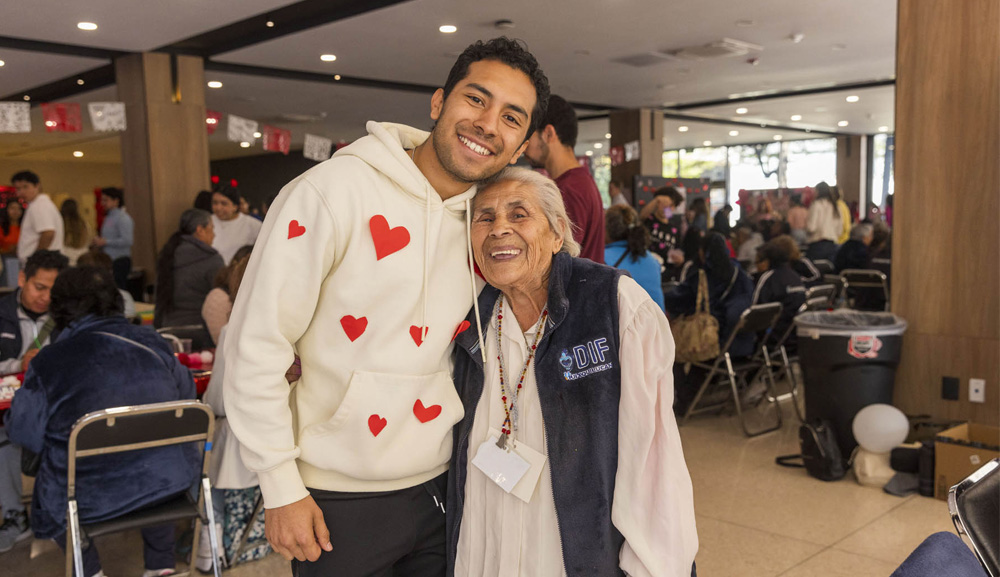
xmin=833 ymin=495 xmax=960 ymax=565
xmin=779 ymin=548 xmax=899 ymax=577
xmin=694 ymin=516 xmax=823 ymax=577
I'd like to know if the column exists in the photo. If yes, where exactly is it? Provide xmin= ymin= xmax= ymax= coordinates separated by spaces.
xmin=609 ymin=108 xmax=664 ymax=205
xmin=836 ymin=135 xmax=867 ymax=214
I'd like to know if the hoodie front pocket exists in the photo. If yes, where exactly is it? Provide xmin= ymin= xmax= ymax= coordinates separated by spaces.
xmin=297 ymin=370 xmax=463 ymax=481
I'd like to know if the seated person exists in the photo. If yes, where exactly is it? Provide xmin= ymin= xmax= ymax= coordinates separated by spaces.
xmin=752 ymin=237 xmax=807 ymax=351
xmin=0 ymin=249 xmax=68 ymax=553
xmin=77 ymin=251 xmax=136 ymax=319
xmin=676 ymin=227 xmax=704 ymax=285
xmin=604 ymin=205 xmax=665 ymax=311
xmin=5 ymin=266 xmax=200 ymax=577
xmin=733 ymin=223 xmax=764 ymax=270
xmin=200 ymin=245 xmax=253 ymax=345
xmin=833 ymin=223 xmax=873 ymax=273
xmin=770 ymin=235 xmax=822 ymax=286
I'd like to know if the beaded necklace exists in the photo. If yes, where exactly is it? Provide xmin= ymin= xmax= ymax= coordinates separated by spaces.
xmin=494 ymin=297 xmax=548 ymax=450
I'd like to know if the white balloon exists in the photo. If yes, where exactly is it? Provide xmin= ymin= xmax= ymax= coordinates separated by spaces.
xmin=852 ymin=404 xmax=909 ymax=454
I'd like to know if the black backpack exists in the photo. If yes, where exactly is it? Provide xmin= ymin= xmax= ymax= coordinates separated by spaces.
xmin=776 ymin=420 xmax=846 ymax=481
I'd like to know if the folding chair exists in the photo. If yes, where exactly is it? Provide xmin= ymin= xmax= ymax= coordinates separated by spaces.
xmin=949 ymin=458 xmax=999 ymax=577
xmin=681 ymin=302 xmax=783 ymax=437
xmin=840 ymin=269 xmax=890 ymax=311
xmin=157 ymin=325 xmax=213 ymax=352
xmin=804 ymin=284 xmax=837 ymax=308
xmin=66 ymin=400 xmax=221 ymax=577
xmin=812 ymin=259 xmax=835 ymax=275
xmin=822 ymin=274 xmax=846 ymax=306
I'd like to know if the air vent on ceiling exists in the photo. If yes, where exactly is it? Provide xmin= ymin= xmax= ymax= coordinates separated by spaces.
xmin=665 ymin=38 xmax=763 ymax=61
xmin=613 ymin=52 xmax=674 ymax=68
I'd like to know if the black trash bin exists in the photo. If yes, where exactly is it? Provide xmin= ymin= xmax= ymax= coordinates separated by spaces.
xmin=795 ymin=311 xmax=907 ymax=460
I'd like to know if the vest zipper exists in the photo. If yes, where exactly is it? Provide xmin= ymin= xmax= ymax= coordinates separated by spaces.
xmin=535 ymin=333 xmax=567 ymax=575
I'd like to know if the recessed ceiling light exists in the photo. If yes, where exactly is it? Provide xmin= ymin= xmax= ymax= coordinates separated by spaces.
xmin=846 ymin=95 xmax=860 ymax=103
xmin=593 ymin=142 xmax=603 ymax=149
xmin=439 ymin=25 xmax=457 ymax=34
xmin=773 ymin=135 xmax=783 ymax=141
xmin=838 ymin=120 xmax=849 ymax=127
xmin=22 ymin=95 xmax=30 ymax=101
xmin=790 ymin=114 xmax=802 ymax=121
xmin=73 ymin=151 xmax=84 ymax=158
xmin=878 ymin=126 xmax=889 ymax=132
xmin=605 ymin=133 xmax=612 ymax=139
xmin=678 ymin=126 xmax=689 ymax=132
xmin=77 ymin=22 xmax=98 ymax=31
xmin=0 ymin=60 xmax=5 ymax=67
xmin=253 ymin=131 xmax=262 ymax=138
xmin=729 ymin=130 xmax=740 ymax=136
xmin=736 ymin=107 xmax=748 ymax=114
xmin=265 ymin=20 xmax=275 ymax=28
xmin=240 ymin=142 xmax=251 ymax=148
xmin=585 ymin=150 xmax=594 ymax=156
xmin=207 ymin=81 xmax=223 ymax=88
xmin=320 ymin=54 xmax=337 ymax=62
xmin=703 ymin=140 xmax=712 ymax=146
xmin=205 ymin=118 xmax=217 ymax=125
xmin=45 ymin=121 xmax=56 ymax=127
xmin=76 ymin=79 xmax=85 ymax=85
xmin=334 ymin=74 xmax=341 ymax=81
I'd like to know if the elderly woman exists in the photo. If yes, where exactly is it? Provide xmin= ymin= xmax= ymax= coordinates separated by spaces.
xmin=447 ymin=168 xmax=698 ymax=577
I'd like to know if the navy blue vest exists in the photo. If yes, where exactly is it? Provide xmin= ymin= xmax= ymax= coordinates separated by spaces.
xmin=447 ymin=252 xmax=627 ymax=576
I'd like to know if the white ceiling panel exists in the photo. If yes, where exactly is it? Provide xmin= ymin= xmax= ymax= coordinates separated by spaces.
xmin=0 ymin=49 xmax=107 ymax=97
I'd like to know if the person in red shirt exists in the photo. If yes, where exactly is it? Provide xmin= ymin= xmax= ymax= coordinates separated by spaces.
xmin=523 ymin=95 xmax=605 ymax=263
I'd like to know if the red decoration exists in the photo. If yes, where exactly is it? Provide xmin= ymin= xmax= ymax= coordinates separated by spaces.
xmin=230 ymin=179 xmax=239 ymax=187
xmin=368 ymin=414 xmax=387 ymax=437
xmin=263 ymin=124 xmax=292 ymax=155
xmin=369 ymin=215 xmax=410 ymax=260
xmin=410 ymin=325 xmax=428 ymax=347
xmin=211 ymin=175 xmax=220 ymax=185
xmin=451 ymin=320 xmax=471 ymax=342
xmin=340 ymin=315 xmax=368 ymax=342
xmin=41 ymin=103 xmax=82 ymax=132
xmin=205 ymin=110 xmax=222 ymax=135
xmin=287 ymin=220 xmax=306 ymax=239
xmin=413 ymin=400 xmax=442 ymax=423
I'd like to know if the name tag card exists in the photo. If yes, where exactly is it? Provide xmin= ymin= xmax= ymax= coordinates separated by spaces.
xmin=472 ymin=434 xmax=530 ymax=493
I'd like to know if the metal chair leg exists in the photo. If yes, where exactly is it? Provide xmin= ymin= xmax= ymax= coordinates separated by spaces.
xmin=67 ymin=499 xmax=84 ymax=577
xmin=682 ymin=357 xmax=725 ymax=424
xmin=735 ymin=348 xmax=784 ymax=437
xmin=780 ymin=345 xmax=806 ymax=422
xmin=202 ymin=477 xmax=223 ymax=577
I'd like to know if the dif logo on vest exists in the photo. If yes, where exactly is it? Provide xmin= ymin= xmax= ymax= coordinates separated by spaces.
xmin=559 ymin=338 xmax=613 ymax=381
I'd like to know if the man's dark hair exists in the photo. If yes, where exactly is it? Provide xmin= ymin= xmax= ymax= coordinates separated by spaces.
xmin=11 ymin=171 xmax=39 ymax=185
xmin=442 ymin=37 xmax=550 ymax=140
xmin=652 ymin=186 xmax=684 ymax=208
xmin=24 ymin=250 xmax=69 ymax=280
xmin=538 ymin=95 xmax=578 ymax=147
xmin=50 ymin=266 xmax=123 ymax=330
xmin=102 ymin=187 xmax=124 ymax=207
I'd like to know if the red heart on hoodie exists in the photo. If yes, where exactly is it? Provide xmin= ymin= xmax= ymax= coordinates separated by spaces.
xmin=410 ymin=325 xmax=428 ymax=347
xmin=451 ymin=320 xmax=471 ymax=342
xmin=368 ymin=414 xmax=387 ymax=437
xmin=370 ymin=215 xmax=410 ymax=260
xmin=413 ymin=400 xmax=442 ymax=423
xmin=340 ymin=315 xmax=368 ymax=342
xmin=288 ymin=220 xmax=306 ymax=239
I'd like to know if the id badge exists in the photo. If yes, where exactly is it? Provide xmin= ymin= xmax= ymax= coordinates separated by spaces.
xmin=472 ymin=434 xmax=530 ymax=493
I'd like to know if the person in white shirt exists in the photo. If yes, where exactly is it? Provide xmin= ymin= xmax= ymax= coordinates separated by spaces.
xmin=11 ymin=171 xmax=64 ymax=264
xmin=449 ymin=168 xmax=698 ymax=577
xmin=211 ymin=185 xmax=262 ymax=265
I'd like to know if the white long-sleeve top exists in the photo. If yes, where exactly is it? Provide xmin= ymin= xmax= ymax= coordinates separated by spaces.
xmin=456 ymin=276 xmax=698 ymax=577
xmin=806 ymin=200 xmax=841 ymax=243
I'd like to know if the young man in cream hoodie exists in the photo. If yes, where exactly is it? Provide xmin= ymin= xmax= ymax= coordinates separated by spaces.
xmin=223 ymin=38 xmax=550 ymax=576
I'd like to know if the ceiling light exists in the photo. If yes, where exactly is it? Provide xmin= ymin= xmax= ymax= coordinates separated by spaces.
xmin=320 ymin=54 xmax=337 ymax=62
xmin=703 ymin=140 xmax=712 ymax=146
xmin=22 ymin=95 xmax=30 ymax=101
xmin=240 ymin=142 xmax=251 ymax=148
xmin=334 ymin=74 xmax=341 ymax=80
xmin=838 ymin=120 xmax=849 ymax=127
xmin=76 ymin=79 xmax=85 ymax=85
xmin=790 ymin=114 xmax=802 ymax=121
xmin=0 ymin=60 xmax=5 ymax=67
xmin=77 ymin=22 xmax=98 ymax=31
xmin=265 ymin=20 xmax=275 ymax=28
xmin=253 ymin=131 xmax=262 ymax=138
xmin=605 ymin=133 xmax=611 ymax=139
xmin=878 ymin=126 xmax=889 ymax=132
xmin=439 ymin=25 xmax=457 ymax=34
xmin=45 ymin=121 xmax=56 ymax=127
xmin=585 ymin=150 xmax=594 ymax=156
xmin=736 ymin=107 xmax=748 ymax=115
xmin=593 ymin=142 xmax=603 ymax=149
xmin=729 ymin=130 xmax=739 ymax=136
xmin=773 ymin=135 xmax=783 ymax=141
xmin=678 ymin=126 xmax=689 ymax=132
xmin=73 ymin=151 xmax=84 ymax=158
xmin=846 ymin=95 xmax=860 ymax=103
xmin=205 ymin=118 xmax=217 ymax=125
xmin=207 ymin=81 xmax=223 ymax=88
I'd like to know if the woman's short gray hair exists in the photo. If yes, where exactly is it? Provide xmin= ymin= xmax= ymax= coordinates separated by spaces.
xmin=478 ymin=167 xmax=582 ymax=257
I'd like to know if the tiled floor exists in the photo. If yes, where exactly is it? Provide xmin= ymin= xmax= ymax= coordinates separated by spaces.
xmin=5 ymin=398 xmax=960 ymax=577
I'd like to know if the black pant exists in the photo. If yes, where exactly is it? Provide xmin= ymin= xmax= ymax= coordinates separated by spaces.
xmin=293 ymin=472 xmax=447 ymax=577
xmin=112 ymin=256 xmax=131 ymax=291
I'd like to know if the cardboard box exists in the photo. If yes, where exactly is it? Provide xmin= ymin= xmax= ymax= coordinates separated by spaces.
xmin=934 ymin=423 xmax=1000 ymax=500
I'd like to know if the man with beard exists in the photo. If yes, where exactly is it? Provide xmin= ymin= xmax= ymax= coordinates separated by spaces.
xmin=523 ymin=95 xmax=605 ymax=263
xmin=223 ymin=38 xmax=549 ymax=576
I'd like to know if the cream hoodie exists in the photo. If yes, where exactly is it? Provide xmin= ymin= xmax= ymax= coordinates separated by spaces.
xmin=224 ymin=122 xmax=479 ymax=508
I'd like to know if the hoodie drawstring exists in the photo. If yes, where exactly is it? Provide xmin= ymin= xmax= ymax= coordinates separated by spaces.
xmin=421 ymin=183 xmax=431 ymax=343
xmin=466 ymin=199 xmax=486 ymax=363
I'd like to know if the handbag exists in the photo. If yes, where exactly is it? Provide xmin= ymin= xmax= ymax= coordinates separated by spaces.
xmin=670 ymin=269 xmax=720 ymax=363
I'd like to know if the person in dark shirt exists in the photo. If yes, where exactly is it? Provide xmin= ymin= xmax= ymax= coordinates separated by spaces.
xmin=639 ymin=186 xmax=686 ymax=280
xmin=523 ymin=95 xmax=605 ymax=263
xmin=712 ymin=205 xmax=733 ymax=237
xmin=753 ymin=236 xmax=807 ymax=350
xmin=834 ymin=223 xmax=874 ymax=273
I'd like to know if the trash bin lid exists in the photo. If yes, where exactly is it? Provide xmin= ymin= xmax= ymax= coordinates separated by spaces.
xmin=795 ymin=311 xmax=907 ymax=337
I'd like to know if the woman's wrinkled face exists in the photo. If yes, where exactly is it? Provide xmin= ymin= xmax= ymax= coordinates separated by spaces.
xmin=472 ymin=181 xmax=563 ymax=294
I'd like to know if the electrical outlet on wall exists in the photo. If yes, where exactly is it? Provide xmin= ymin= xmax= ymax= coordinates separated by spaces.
xmin=969 ymin=379 xmax=986 ymax=403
